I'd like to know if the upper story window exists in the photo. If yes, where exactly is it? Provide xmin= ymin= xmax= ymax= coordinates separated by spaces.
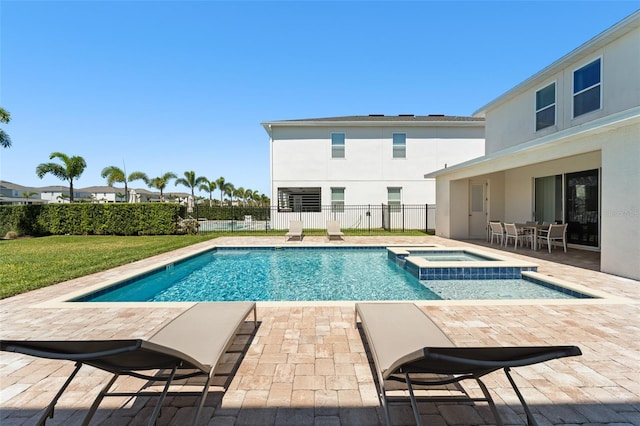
xmin=573 ymin=58 xmax=601 ymax=118
xmin=331 ymin=187 xmax=345 ymax=213
xmin=535 ymin=82 xmax=556 ymax=131
xmin=387 ymin=187 xmax=402 ymax=212
xmin=392 ymin=133 xmax=406 ymax=158
xmin=331 ymin=133 xmax=345 ymax=158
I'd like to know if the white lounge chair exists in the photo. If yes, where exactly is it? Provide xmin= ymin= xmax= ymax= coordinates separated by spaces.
xmin=326 ymin=220 xmax=345 ymax=240
xmin=285 ymin=220 xmax=304 ymax=241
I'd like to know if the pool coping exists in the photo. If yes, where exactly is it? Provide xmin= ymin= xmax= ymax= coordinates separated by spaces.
xmin=31 ymin=242 xmax=633 ymax=310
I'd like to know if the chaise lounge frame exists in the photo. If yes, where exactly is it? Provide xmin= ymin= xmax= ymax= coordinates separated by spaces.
xmin=1 ymin=302 xmax=257 ymax=426
xmin=355 ymin=302 xmax=581 ymax=426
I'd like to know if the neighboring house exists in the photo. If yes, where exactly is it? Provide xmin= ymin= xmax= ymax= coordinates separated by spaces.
xmin=262 ymin=115 xmax=485 ymax=228
xmin=0 ymin=180 xmax=168 ymax=204
xmin=0 ymin=181 xmax=46 ymax=205
xmin=426 ymin=11 xmax=640 ymax=280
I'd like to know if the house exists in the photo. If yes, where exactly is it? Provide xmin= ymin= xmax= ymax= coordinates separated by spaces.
xmin=0 ymin=181 xmax=46 ymax=205
xmin=426 ymin=11 xmax=640 ymax=280
xmin=262 ymin=115 xmax=484 ymax=228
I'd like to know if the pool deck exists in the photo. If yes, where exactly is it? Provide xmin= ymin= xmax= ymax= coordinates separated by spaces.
xmin=1 ymin=236 xmax=639 ymax=425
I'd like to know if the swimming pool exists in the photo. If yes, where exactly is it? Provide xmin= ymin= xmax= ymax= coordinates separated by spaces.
xmin=73 ymin=247 xmax=593 ymax=302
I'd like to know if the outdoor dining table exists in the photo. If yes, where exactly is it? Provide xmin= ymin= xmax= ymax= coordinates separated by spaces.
xmin=515 ymin=223 xmax=549 ymax=251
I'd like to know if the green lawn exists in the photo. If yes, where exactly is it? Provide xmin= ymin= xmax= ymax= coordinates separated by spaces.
xmin=0 ymin=235 xmax=218 ymax=299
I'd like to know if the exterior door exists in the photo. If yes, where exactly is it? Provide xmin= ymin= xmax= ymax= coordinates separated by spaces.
xmin=565 ymin=169 xmax=599 ymax=247
xmin=469 ymin=181 xmax=487 ymax=239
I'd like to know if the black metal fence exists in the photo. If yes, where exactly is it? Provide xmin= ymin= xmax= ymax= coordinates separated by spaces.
xmin=184 ymin=204 xmax=435 ymax=233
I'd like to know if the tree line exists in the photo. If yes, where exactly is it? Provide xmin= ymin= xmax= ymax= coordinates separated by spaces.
xmin=34 ymin=151 xmax=270 ymax=206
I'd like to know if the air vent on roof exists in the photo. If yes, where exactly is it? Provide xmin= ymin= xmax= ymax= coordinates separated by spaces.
xmin=398 ymin=114 xmax=414 ymax=117
xmin=428 ymin=114 xmax=445 ymax=117
xmin=368 ymin=114 xmax=385 ymax=117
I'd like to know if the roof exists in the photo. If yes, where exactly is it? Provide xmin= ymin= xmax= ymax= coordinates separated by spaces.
xmin=271 ymin=115 xmax=484 ymax=123
xmin=474 ymin=10 xmax=640 ymax=117
xmin=262 ymin=114 xmax=484 ymax=136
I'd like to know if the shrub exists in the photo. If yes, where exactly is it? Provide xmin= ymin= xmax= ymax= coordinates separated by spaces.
xmin=0 ymin=203 xmax=182 ymax=236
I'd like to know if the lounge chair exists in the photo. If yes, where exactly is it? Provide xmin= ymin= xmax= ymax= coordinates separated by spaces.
xmin=285 ymin=220 xmax=304 ymax=241
xmin=355 ymin=302 xmax=581 ymax=426
xmin=1 ymin=302 xmax=257 ymax=426
xmin=326 ymin=220 xmax=345 ymax=240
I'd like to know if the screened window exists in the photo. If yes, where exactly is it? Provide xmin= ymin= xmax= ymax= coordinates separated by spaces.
xmin=392 ymin=133 xmax=406 ymax=158
xmin=573 ymin=59 xmax=601 ymax=117
xmin=536 ymin=83 xmax=556 ymax=131
xmin=331 ymin=187 xmax=345 ymax=213
xmin=277 ymin=187 xmax=321 ymax=212
xmin=387 ymin=187 xmax=401 ymax=213
xmin=331 ymin=133 xmax=345 ymax=158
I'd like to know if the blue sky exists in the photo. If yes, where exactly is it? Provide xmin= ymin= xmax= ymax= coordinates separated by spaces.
xmin=1 ymin=1 xmax=638 ymax=197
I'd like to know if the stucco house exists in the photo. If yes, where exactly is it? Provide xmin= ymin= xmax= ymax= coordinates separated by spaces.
xmin=262 ymin=115 xmax=484 ymax=228
xmin=426 ymin=11 xmax=640 ymax=280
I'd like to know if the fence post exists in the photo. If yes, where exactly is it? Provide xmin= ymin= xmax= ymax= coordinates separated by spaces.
xmin=402 ymin=204 xmax=405 ymax=232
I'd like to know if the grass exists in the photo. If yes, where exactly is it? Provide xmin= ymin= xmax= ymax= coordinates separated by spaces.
xmin=0 ymin=235 xmax=217 ymax=299
xmin=0 ymin=229 xmax=431 ymax=299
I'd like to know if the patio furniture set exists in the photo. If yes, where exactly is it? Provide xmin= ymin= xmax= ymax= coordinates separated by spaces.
xmin=489 ymin=221 xmax=568 ymax=252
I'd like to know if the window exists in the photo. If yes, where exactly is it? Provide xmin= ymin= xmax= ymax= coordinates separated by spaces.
xmin=331 ymin=133 xmax=345 ymax=158
xmin=535 ymin=83 xmax=555 ymax=131
xmin=573 ymin=58 xmax=601 ymax=117
xmin=331 ymin=188 xmax=345 ymax=213
xmin=387 ymin=187 xmax=401 ymax=213
xmin=277 ymin=187 xmax=321 ymax=212
xmin=392 ymin=133 xmax=406 ymax=158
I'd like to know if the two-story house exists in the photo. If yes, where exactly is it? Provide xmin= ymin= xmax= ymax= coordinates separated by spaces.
xmin=426 ymin=11 xmax=640 ymax=280
xmin=262 ymin=115 xmax=485 ymax=228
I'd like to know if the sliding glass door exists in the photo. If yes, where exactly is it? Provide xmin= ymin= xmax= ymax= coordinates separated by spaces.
xmin=565 ymin=169 xmax=599 ymax=247
xmin=534 ymin=169 xmax=599 ymax=248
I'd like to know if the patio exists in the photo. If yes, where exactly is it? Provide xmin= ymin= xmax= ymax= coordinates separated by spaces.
xmin=1 ymin=236 xmax=639 ymax=425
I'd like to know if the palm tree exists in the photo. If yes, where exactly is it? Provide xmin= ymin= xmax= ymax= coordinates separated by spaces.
xmin=175 ymin=171 xmax=207 ymax=199
xmin=101 ymin=165 xmax=148 ymax=202
xmin=198 ymin=178 xmax=217 ymax=207
xmin=35 ymin=152 xmax=87 ymax=202
xmin=148 ymin=172 xmax=177 ymax=201
xmin=0 ymin=106 xmax=11 ymax=148
xmin=224 ymin=183 xmax=235 ymax=206
xmin=233 ymin=186 xmax=245 ymax=206
xmin=215 ymin=176 xmax=229 ymax=205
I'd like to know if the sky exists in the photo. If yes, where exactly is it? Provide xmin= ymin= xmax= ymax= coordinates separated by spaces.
xmin=1 ymin=0 xmax=638 ymax=198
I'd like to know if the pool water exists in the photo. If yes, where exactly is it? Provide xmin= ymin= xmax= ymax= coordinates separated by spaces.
xmin=411 ymin=251 xmax=492 ymax=262
xmin=76 ymin=248 xmax=585 ymax=302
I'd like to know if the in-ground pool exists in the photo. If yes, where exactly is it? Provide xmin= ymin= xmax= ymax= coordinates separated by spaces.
xmin=72 ymin=247 xmax=594 ymax=302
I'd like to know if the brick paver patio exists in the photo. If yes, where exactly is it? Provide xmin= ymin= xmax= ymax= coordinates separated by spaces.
xmin=1 ymin=236 xmax=638 ymax=425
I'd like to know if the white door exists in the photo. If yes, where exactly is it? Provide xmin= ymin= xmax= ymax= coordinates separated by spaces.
xmin=469 ymin=181 xmax=487 ymax=239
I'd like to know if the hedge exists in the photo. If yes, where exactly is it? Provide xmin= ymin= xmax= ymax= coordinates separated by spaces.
xmin=0 ymin=203 xmax=181 ymax=237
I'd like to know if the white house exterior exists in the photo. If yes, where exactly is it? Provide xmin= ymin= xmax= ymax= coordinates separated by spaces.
xmin=263 ymin=115 xmax=484 ymax=228
xmin=426 ymin=11 xmax=640 ymax=280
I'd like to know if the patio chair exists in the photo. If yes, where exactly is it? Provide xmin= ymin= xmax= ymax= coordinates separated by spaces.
xmin=504 ymin=222 xmax=534 ymax=249
xmin=488 ymin=221 xmax=504 ymax=245
xmin=355 ymin=302 xmax=581 ymax=426
xmin=538 ymin=223 xmax=568 ymax=253
xmin=285 ymin=220 xmax=304 ymax=241
xmin=326 ymin=220 xmax=345 ymax=240
xmin=1 ymin=302 xmax=257 ymax=426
